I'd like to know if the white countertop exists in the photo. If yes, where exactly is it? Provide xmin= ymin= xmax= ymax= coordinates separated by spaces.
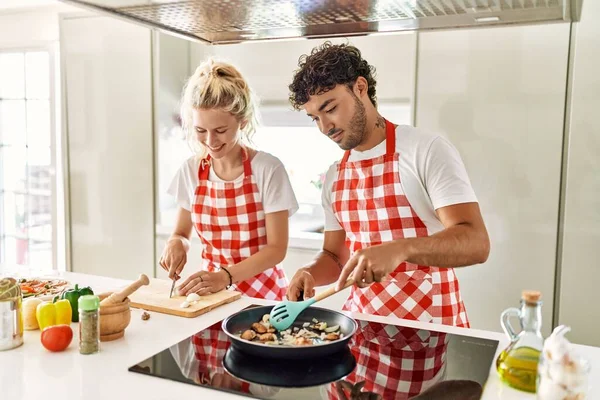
xmin=1 ymin=272 xmax=596 ymax=400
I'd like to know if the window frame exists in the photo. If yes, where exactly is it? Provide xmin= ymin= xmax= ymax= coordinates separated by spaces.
xmin=0 ymin=45 xmax=58 ymax=271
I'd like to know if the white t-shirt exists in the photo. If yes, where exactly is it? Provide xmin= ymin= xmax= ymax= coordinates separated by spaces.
xmin=322 ymin=125 xmax=478 ymax=234
xmin=168 ymin=151 xmax=299 ymax=217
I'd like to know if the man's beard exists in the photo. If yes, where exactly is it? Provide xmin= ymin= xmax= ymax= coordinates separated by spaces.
xmin=338 ymin=96 xmax=367 ymax=151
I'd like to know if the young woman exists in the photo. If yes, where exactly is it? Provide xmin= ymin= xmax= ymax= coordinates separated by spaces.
xmin=160 ymin=59 xmax=298 ymax=301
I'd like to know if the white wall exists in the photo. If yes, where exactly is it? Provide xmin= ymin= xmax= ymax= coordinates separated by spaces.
xmin=558 ymin=0 xmax=600 ymax=346
xmin=189 ymin=33 xmax=416 ymax=104
xmin=416 ymin=24 xmax=571 ymax=335
xmin=0 ymin=4 xmax=75 ymax=48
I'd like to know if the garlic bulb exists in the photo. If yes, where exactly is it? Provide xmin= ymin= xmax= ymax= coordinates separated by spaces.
xmin=538 ymin=325 xmax=589 ymax=400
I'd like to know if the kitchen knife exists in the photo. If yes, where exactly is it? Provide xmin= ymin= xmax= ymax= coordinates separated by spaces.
xmin=169 ymin=278 xmax=176 ymax=298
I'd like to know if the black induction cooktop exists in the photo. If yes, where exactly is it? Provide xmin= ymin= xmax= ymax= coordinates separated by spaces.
xmin=129 ymin=306 xmax=499 ymax=399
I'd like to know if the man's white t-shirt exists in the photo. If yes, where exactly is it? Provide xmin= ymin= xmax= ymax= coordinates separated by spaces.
xmin=322 ymin=125 xmax=478 ymax=235
xmin=168 ymin=151 xmax=299 ymax=217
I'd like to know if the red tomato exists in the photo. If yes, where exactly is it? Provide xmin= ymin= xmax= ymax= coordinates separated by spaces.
xmin=41 ymin=325 xmax=73 ymax=352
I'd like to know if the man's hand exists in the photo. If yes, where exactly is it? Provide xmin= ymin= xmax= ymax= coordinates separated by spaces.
xmin=286 ymin=268 xmax=316 ymax=300
xmin=335 ymin=242 xmax=405 ymax=291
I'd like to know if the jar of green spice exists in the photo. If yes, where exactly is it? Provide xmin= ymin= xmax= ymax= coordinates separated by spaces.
xmin=78 ymin=295 xmax=99 ymax=354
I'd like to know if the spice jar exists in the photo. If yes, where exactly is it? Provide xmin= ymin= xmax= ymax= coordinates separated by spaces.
xmin=0 ymin=278 xmax=23 ymax=351
xmin=78 ymin=295 xmax=100 ymax=354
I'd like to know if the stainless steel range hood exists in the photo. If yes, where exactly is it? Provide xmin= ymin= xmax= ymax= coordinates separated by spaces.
xmin=59 ymin=0 xmax=583 ymax=45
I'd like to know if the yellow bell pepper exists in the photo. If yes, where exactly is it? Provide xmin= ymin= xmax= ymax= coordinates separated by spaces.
xmin=36 ymin=298 xmax=72 ymax=330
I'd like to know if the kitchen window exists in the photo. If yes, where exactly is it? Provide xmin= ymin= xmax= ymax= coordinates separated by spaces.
xmin=0 ymin=50 xmax=57 ymax=270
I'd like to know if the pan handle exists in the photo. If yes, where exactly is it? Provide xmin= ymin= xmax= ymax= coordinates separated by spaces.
xmin=313 ymin=278 xmax=354 ymax=302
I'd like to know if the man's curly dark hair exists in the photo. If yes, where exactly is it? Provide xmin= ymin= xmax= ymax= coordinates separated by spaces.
xmin=288 ymin=42 xmax=377 ymax=110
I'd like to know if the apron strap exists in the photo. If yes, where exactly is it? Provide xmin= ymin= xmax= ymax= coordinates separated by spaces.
xmin=241 ymin=147 xmax=252 ymax=177
xmin=198 ymin=155 xmax=211 ymax=181
xmin=197 ymin=147 xmax=252 ymax=181
xmin=384 ymin=119 xmax=396 ymax=155
xmin=340 ymin=119 xmax=396 ymax=164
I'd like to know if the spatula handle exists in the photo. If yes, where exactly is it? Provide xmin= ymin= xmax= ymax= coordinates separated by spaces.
xmin=313 ymin=278 xmax=354 ymax=302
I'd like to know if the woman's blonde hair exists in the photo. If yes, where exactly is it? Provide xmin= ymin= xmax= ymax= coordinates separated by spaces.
xmin=180 ymin=58 xmax=259 ymax=157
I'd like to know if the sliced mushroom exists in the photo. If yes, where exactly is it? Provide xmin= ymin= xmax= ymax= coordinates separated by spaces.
xmin=295 ymin=337 xmax=312 ymax=346
xmin=258 ymin=333 xmax=277 ymax=342
xmin=251 ymin=322 xmax=267 ymax=334
xmin=262 ymin=314 xmax=270 ymax=323
xmin=325 ymin=332 xmax=340 ymax=341
xmin=260 ymin=321 xmax=272 ymax=330
xmin=314 ymin=322 xmax=328 ymax=331
xmin=241 ymin=330 xmax=257 ymax=341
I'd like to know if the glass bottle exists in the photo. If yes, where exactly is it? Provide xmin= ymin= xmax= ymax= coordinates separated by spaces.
xmin=78 ymin=294 xmax=100 ymax=355
xmin=496 ymin=290 xmax=544 ymax=393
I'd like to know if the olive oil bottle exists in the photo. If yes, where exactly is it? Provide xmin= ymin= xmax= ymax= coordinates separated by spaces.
xmin=496 ymin=291 xmax=544 ymax=393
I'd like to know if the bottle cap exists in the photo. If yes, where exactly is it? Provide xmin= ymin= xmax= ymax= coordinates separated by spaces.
xmin=522 ymin=290 xmax=542 ymax=304
xmin=78 ymin=295 xmax=100 ymax=311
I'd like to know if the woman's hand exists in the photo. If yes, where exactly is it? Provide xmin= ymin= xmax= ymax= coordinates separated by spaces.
xmin=176 ymin=270 xmax=230 ymax=296
xmin=159 ymin=237 xmax=189 ymax=280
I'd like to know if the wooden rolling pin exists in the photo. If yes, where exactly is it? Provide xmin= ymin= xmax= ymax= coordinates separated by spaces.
xmin=100 ymin=274 xmax=150 ymax=306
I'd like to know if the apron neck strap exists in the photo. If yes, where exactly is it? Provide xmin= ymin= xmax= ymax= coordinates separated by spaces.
xmin=241 ymin=147 xmax=252 ymax=177
xmin=384 ymin=119 xmax=396 ymax=155
xmin=340 ymin=118 xmax=396 ymax=163
xmin=198 ymin=147 xmax=252 ymax=181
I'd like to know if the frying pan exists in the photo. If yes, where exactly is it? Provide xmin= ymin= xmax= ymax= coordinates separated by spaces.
xmin=223 ymin=345 xmax=356 ymax=388
xmin=222 ymin=305 xmax=357 ymax=359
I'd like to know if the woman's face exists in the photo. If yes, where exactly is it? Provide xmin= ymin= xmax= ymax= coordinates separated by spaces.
xmin=192 ymin=108 xmax=244 ymax=159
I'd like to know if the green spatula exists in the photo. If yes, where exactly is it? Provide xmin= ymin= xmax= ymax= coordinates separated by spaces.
xmin=270 ymin=278 xmax=354 ymax=331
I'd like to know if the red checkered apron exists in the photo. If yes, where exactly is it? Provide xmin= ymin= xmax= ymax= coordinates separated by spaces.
xmin=191 ymin=149 xmax=288 ymax=300
xmin=327 ymin=120 xmax=469 ymax=399
xmin=192 ymin=321 xmax=250 ymax=393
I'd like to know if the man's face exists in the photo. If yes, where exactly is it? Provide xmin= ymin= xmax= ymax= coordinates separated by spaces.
xmin=302 ymin=83 xmax=367 ymax=151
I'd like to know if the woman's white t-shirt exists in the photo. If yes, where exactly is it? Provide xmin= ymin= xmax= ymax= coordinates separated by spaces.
xmin=168 ymin=151 xmax=299 ymax=217
xmin=322 ymin=125 xmax=478 ymax=235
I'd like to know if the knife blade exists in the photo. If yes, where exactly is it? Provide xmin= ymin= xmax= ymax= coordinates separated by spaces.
xmin=169 ymin=278 xmax=176 ymax=298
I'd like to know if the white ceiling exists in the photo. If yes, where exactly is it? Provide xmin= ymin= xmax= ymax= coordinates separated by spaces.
xmin=0 ymin=0 xmax=58 ymax=10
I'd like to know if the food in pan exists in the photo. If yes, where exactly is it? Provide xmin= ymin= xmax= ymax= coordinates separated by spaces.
xmin=238 ymin=314 xmax=342 ymax=346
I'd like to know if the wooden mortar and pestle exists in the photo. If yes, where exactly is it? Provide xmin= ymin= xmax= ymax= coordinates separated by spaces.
xmin=97 ymin=274 xmax=149 ymax=341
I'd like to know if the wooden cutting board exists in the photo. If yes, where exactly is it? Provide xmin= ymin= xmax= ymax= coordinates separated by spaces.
xmin=128 ymin=278 xmax=241 ymax=318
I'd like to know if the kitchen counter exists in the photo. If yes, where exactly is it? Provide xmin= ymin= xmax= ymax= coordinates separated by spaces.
xmin=1 ymin=272 xmax=596 ymax=400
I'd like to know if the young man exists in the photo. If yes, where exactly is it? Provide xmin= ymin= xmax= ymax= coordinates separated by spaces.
xmin=287 ymin=42 xmax=490 ymax=397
